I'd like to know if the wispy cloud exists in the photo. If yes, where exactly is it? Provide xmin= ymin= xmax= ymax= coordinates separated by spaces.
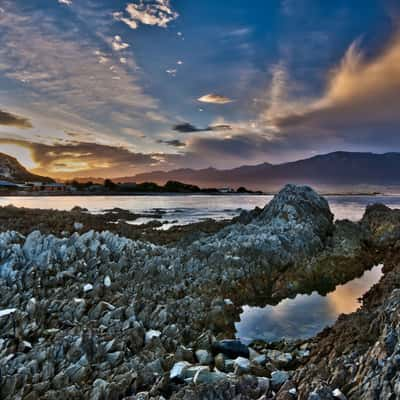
xmin=198 ymin=94 xmax=234 ymax=104
xmin=0 ymin=109 xmax=32 ymax=129
xmin=58 ymin=0 xmax=72 ymax=6
xmin=269 ymin=33 xmax=400 ymax=133
xmin=113 ymin=0 xmax=178 ymax=30
xmin=111 ymin=35 xmax=130 ymax=51
xmin=173 ymin=122 xmax=232 ymax=133
xmin=157 ymin=139 xmax=186 ymax=147
xmin=0 ymin=1 xmax=158 ymax=135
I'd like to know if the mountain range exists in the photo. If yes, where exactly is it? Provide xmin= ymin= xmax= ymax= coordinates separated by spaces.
xmin=2 ymin=151 xmax=400 ymax=192
xmin=0 ymin=152 xmax=54 ymax=183
xmin=116 ymin=151 xmax=400 ymax=192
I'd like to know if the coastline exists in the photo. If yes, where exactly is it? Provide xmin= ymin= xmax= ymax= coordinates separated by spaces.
xmin=0 ymin=191 xmax=385 ymax=197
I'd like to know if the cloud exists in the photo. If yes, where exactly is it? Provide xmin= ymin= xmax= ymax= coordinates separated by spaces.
xmin=111 ymin=35 xmax=130 ymax=51
xmin=173 ymin=123 xmax=203 ymax=133
xmin=225 ymin=28 xmax=252 ymax=37
xmin=0 ymin=138 xmax=163 ymax=178
xmin=198 ymin=94 xmax=234 ymax=104
xmin=0 ymin=109 xmax=32 ymax=128
xmin=270 ymin=33 xmax=400 ymax=133
xmin=58 ymin=0 xmax=72 ymax=5
xmin=173 ymin=122 xmax=232 ymax=133
xmin=113 ymin=0 xmax=178 ymax=30
xmin=0 ymin=1 xmax=158 ymax=134
xmin=166 ymin=68 xmax=177 ymax=76
xmin=157 ymin=139 xmax=186 ymax=148
xmin=145 ymin=111 xmax=169 ymax=123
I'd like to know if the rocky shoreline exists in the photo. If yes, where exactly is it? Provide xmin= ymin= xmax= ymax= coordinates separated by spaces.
xmin=0 ymin=185 xmax=399 ymax=399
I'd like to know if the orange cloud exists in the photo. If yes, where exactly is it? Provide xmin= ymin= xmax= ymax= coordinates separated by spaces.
xmin=271 ymin=32 xmax=400 ymax=131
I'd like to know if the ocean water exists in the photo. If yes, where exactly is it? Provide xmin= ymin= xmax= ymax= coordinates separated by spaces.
xmin=1 ymin=194 xmax=400 ymax=226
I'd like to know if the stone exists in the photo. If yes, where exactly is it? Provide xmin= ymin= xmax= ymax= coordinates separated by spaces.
xmin=266 ymin=349 xmax=293 ymax=368
xmin=185 ymin=365 xmax=210 ymax=379
xmin=83 ymin=283 xmax=93 ymax=293
xmin=195 ymin=349 xmax=212 ymax=365
xmin=253 ymin=354 xmax=267 ymax=365
xmin=214 ymin=353 xmax=227 ymax=371
xmin=74 ymin=222 xmax=84 ymax=231
xmin=212 ymin=339 xmax=249 ymax=359
xmin=145 ymin=359 xmax=163 ymax=375
xmin=170 ymin=361 xmax=191 ymax=381
xmin=104 ymin=275 xmax=112 ymax=287
xmin=106 ymin=351 xmax=124 ymax=367
xmin=145 ymin=329 xmax=161 ymax=344
xmin=332 ymin=388 xmax=347 ymax=400
xmin=193 ymin=369 xmax=228 ymax=385
xmin=90 ymin=379 xmax=109 ymax=400
xmin=0 ymin=308 xmax=17 ymax=318
xmin=234 ymin=356 xmax=251 ymax=374
xmin=271 ymin=370 xmax=290 ymax=389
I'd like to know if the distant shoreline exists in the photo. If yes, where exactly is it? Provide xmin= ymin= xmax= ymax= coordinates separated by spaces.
xmin=0 ymin=191 xmax=386 ymax=197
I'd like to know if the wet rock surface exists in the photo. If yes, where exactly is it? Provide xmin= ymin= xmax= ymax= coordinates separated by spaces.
xmin=0 ymin=184 xmax=399 ymax=399
xmin=0 ymin=204 xmax=230 ymax=246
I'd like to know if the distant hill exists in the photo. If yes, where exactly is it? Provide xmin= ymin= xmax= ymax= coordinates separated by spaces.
xmin=0 ymin=152 xmax=54 ymax=183
xmin=117 ymin=152 xmax=400 ymax=192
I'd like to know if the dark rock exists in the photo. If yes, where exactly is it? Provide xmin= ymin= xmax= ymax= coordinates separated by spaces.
xmin=212 ymin=340 xmax=250 ymax=359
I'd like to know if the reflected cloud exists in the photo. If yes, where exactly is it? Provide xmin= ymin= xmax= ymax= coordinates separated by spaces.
xmin=236 ymin=265 xmax=382 ymax=343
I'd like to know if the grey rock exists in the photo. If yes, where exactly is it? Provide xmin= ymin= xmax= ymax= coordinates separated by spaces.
xmin=170 ymin=361 xmax=191 ymax=381
xmin=195 ymin=349 xmax=213 ymax=365
xmin=271 ymin=370 xmax=290 ymax=389
xmin=234 ymin=356 xmax=251 ymax=374
xmin=193 ymin=369 xmax=228 ymax=385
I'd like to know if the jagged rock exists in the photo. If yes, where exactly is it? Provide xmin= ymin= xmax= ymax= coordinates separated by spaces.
xmin=1 ymin=185 xmax=398 ymax=400
xmin=271 ymin=370 xmax=290 ymax=389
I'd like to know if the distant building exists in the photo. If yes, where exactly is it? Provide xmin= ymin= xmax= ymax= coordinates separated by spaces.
xmin=0 ymin=180 xmax=28 ymax=191
xmin=217 ymin=187 xmax=235 ymax=193
xmin=26 ymin=182 xmax=67 ymax=192
xmin=87 ymin=184 xmax=104 ymax=192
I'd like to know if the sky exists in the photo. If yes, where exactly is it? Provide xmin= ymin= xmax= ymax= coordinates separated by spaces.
xmin=0 ymin=0 xmax=399 ymax=179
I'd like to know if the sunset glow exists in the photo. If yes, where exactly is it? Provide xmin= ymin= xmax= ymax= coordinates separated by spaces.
xmin=0 ymin=1 xmax=398 ymax=179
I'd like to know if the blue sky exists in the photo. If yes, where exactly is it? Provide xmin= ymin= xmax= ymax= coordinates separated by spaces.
xmin=0 ymin=0 xmax=399 ymax=178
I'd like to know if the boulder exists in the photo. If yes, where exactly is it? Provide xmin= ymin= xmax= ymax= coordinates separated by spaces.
xmin=212 ymin=340 xmax=249 ymax=359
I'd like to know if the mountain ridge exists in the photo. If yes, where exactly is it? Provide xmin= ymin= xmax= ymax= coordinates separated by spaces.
xmin=115 ymin=151 xmax=400 ymax=191
xmin=0 ymin=152 xmax=54 ymax=183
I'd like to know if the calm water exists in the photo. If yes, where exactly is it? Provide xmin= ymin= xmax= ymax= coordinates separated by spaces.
xmin=1 ymin=194 xmax=400 ymax=226
xmin=236 ymin=265 xmax=383 ymax=344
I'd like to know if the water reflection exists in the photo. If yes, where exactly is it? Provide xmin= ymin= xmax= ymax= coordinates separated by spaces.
xmin=235 ymin=265 xmax=383 ymax=344
xmin=1 ymin=194 xmax=400 ymax=226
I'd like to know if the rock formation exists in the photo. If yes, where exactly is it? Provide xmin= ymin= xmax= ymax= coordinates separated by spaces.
xmin=0 ymin=185 xmax=399 ymax=399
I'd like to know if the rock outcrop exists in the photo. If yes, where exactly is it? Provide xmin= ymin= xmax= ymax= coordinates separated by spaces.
xmin=0 ymin=184 xmax=399 ymax=399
